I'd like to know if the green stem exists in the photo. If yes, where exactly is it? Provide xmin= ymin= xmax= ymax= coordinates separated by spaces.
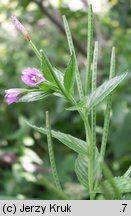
xmin=65 ymin=94 xmax=94 ymax=200
xmin=80 ymin=112 xmax=94 ymax=200
xmin=29 ymin=40 xmax=41 ymax=61
xmin=85 ymin=120 xmax=94 ymax=199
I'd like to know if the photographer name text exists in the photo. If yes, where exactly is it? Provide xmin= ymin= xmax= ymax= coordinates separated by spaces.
xmin=3 ymin=203 xmax=72 ymax=215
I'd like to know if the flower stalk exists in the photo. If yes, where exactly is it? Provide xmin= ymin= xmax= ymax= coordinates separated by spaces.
xmin=29 ymin=40 xmax=41 ymax=61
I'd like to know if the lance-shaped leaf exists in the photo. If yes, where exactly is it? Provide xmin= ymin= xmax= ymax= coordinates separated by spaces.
xmin=40 ymin=69 xmax=64 ymax=93
xmin=41 ymin=51 xmax=66 ymax=96
xmin=41 ymin=51 xmax=56 ymax=84
xmin=123 ymin=166 xmax=131 ymax=177
xmin=17 ymin=90 xmax=51 ymax=102
xmin=88 ymin=72 xmax=127 ymax=109
xmin=54 ymin=68 xmax=64 ymax=85
xmin=96 ymin=177 xmax=131 ymax=194
xmin=64 ymin=52 xmax=76 ymax=94
xmin=75 ymin=155 xmax=88 ymax=190
xmin=27 ymin=122 xmax=88 ymax=155
xmin=40 ymin=80 xmax=57 ymax=92
xmin=67 ymin=72 xmax=128 ymax=111
xmin=75 ymin=149 xmax=101 ymax=190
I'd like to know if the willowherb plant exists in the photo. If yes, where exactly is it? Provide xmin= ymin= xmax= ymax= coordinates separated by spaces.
xmin=5 ymin=5 xmax=131 ymax=200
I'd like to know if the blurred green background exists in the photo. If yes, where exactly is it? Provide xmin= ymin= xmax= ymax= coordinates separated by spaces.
xmin=0 ymin=0 xmax=131 ymax=199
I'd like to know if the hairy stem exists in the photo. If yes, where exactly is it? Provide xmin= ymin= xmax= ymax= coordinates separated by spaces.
xmin=80 ymin=111 xmax=94 ymax=200
xmin=85 ymin=119 xmax=94 ymax=199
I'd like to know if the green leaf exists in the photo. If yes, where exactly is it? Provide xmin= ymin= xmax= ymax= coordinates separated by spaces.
xmin=40 ymin=81 xmax=57 ymax=92
xmin=41 ymin=51 xmax=56 ymax=84
xmin=40 ymin=71 xmax=63 ymax=92
xmin=17 ymin=90 xmax=51 ymax=102
xmin=64 ymin=52 xmax=76 ymax=94
xmin=27 ymin=122 xmax=88 ymax=155
xmin=54 ymin=68 xmax=64 ymax=85
xmin=88 ymin=72 xmax=127 ymax=109
xmin=41 ymin=52 xmax=64 ymax=86
xmin=97 ymin=177 xmax=131 ymax=194
xmin=75 ymin=149 xmax=101 ymax=190
xmin=67 ymin=72 xmax=128 ymax=111
xmin=75 ymin=154 xmax=89 ymax=190
xmin=53 ymin=92 xmax=65 ymax=98
xmin=123 ymin=166 xmax=131 ymax=177
xmin=41 ymin=50 xmax=67 ymax=97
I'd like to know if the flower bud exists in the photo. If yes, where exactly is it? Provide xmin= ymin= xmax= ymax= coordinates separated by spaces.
xmin=11 ymin=15 xmax=30 ymax=41
xmin=5 ymin=89 xmax=22 ymax=104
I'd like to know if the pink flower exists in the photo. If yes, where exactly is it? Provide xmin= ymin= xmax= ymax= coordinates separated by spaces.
xmin=11 ymin=15 xmax=30 ymax=41
xmin=21 ymin=68 xmax=45 ymax=87
xmin=5 ymin=89 xmax=22 ymax=104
